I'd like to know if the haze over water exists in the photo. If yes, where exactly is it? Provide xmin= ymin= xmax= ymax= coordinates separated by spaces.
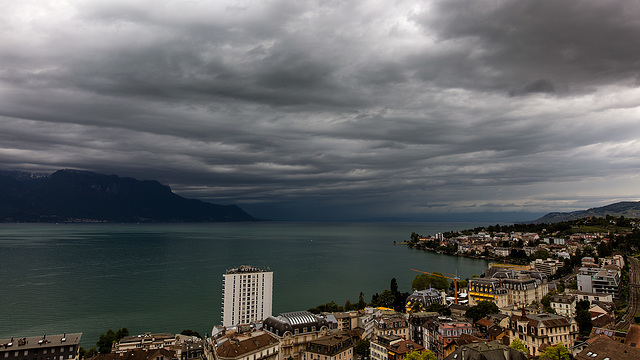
xmin=0 ymin=222 xmax=489 ymax=347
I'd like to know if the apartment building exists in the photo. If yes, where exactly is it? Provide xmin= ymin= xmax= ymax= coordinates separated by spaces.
xmin=423 ymin=319 xmax=473 ymax=360
xmin=302 ymin=331 xmax=354 ymax=360
xmin=263 ymin=311 xmax=331 ymax=360
xmin=530 ymin=258 xmax=564 ymax=276
xmin=372 ymin=314 xmax=408 ymax=341
xmin=576 ymin=267 xmax=621 ymax=300
xmin=114 ymin=333 xmax=176 ymax=353
xmin=370 ymin=335 xmax=424 ymax=360
xmin=508 ymin=311 xmax=578 ymax=357
xmin=205 ymin=327 xmax=279 ymax=360
xmin=221 ymin=265 xmax=273 ymax=327
xmin=550 ymin=294 xmax=576 ymax=317
xmin=0 ymin=333 xmax=82 ymax=360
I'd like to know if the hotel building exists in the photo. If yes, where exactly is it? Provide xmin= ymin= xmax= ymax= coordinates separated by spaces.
xmin=221 ymin=265 xmax=273 ymax=327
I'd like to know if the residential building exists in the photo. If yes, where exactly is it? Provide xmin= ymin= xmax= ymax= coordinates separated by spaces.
xmin=357 ymin=314 xmax=376 ymax=340
xmin=408 ymin=312 xmax=439 ymax=347
xmin=424 ymin=319 xmax=473 ymax=360
xmin=530 ymin=258 xmax=564 ymax=276
xmin=114 ymin=333 xmax=176 ymax=353
xmin=205 ymin=326 xmax=279 ymax=360
xmin=89 ymin=349 xmax=176 ymax=360
xmin=508 ymin=311 xmax=578 ymax=357
xmin=221 ymin=265 xmax=273 ymax=327
xmin=575 ymin=336 xmax=640 ymax=360
xmin=370 ymin=335 xmax=424 ymax=360
xmin=302 ymin=331 xmax=354 ymax=360
xmin=550 ymin=294 xmax=576 ymax=317
xmin=0 ymin=333 xmax=82 ymax=360
xmin=566 ymin=290 xmax=614 ymax=305
xmin=576 ymin=267 xmax=621 ymax=300
xmin=443 ymin=341 xmax=527 ymax=360
xmin=178 ymin=337 xmax=204 ymax=360
xmin=372 ymin=314 xmax=408 ymax=341
xmin=330 ymin=312 xmax=361 ymax=332
xmin=263 ymin=311 xmax=331 ymax=360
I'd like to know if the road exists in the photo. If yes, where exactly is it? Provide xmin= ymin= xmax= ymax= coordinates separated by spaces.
xmin=615 ymin=256 xmax=640 ymax=330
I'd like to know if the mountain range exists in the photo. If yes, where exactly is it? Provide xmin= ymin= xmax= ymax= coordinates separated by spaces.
xmin=533 ymin=201 xmax=640 ymax=223
xmin=0 ymin=169 xmax=257 ymax=222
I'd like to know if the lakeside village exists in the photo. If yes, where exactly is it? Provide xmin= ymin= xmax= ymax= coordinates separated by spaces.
xmin=4 ymin=217 xmax=640 ymax=360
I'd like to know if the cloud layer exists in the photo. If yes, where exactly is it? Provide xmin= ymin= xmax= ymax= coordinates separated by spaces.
xmin=2 ymin=0 xmax=640 ymax=220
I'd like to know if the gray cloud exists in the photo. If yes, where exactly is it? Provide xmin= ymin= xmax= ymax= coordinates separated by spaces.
xmin=1 ymin=0 xmax=639 ymax=221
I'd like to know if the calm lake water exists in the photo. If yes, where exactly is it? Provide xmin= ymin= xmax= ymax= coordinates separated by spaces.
xmin=0 ymin=222 xmax=489 ymax=347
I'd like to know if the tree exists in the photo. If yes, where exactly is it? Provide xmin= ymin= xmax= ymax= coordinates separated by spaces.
xmin=575 ymin=300 xmax=593 ymax=336
xmin=354 ymin=339 xmax=370 ymax=357
xmin=411 ymin=274 xmax=448 ymax=291
xmin=96 ymin=329 xmax=117 ymax=354
xmin=345 ymin=299 xmax=354 ymax=311
xmin=358 ymin=292 xmax=367 ymax=310
xmin=371 ymin=290 xmax=395 ymax=308
xmin=533 ymin=249 xmax=550 ymax=260
xmin=539 ymin=343 xmax=570 ymax=360
xmin=465 ymin=301 xmax=499 ymax=322
xmin=391 ymin=278 xmax=399 ymax=295
xmin=405 ymin=350 xmax=436 ymax=360
xmin=79 ymin=346 xmax=98 ymax=359
xmin=509 ymin=339 xmax=529 ymax=354
xmin=424 ymin=303 xmax=451 ymax=316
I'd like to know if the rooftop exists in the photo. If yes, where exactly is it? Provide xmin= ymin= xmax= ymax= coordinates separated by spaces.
xmin=0 ymin=333 xmax=82 ymax=351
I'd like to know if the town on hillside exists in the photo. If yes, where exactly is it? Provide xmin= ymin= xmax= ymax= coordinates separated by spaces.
xmin=3 ymin=216 xmax=640 ymax=360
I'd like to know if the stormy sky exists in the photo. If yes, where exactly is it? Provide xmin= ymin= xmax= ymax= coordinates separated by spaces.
xmin=2 ymin=0 xmax=640 ymax=221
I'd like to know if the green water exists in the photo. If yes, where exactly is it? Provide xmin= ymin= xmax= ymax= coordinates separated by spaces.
xmin=0 ymin=222 xmax=488 ymax=347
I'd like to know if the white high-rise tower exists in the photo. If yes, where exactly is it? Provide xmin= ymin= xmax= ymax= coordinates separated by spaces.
xmin=221 ymin=265 xmax=273 ymax=327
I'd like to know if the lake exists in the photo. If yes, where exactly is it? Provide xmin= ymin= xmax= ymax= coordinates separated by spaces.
xmin=0 ymin=222 xmax=489 ymax=347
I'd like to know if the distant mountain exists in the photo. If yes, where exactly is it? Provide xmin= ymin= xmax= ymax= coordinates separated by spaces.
xmin=532 ymin=201 xmax=640 ymax=223
xmin=0 ymin=169 xmax=258 ymax=222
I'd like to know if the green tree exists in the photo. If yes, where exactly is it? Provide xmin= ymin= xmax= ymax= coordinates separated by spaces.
xmin=575 ymin=300 xmax=593 ymax=336
xmin=533 ymin=249 xmax=550 ymax=260
xmin=358 ymin=292 xmax=367 ymax=310
xmin=354 ymin=339 xmax=370 ymax=357
xmin=465 ymin=301 xmax=499 ymax=322
xmin=96 ymin=329 xmax=117 ymax=354
xmin=411 ymin=274 xmax=448 ymax=291
xmin=391 ymin=278 xmax=399 ymax=295
xmin=509 ymin=339 xmax=529 ymax=354
xmin=424 ymin=303 xmax=451 ymax=316
xmin=375 ymin=290 xmax=395 ymax=308
xmin=405 ymin=350 xmax=436 ymax=360
xmin=345 ymin=299 xmax=354 ymax=311
xmin=539 ymin=343 xmax=570 ymax=360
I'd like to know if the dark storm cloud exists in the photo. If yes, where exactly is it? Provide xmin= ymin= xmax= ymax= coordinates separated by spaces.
xmin=1 ymin=0 xmax=640 ymax=220
xmin=411 ymin=0 xmax=640 ymax=94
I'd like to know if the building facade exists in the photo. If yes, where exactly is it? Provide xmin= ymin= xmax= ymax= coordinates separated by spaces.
xmin=263 ymin=311 xmax=331 ymax=360
xmin=508 ymin=311 xmax=578 ymax=357
xmin=114 ymin=333 xmax=176 ymax=353
xmin=205 ymin=327 xmax=279 ymax=360
xmin=221 ymin=265 xmax=273 ymax=327
xmin=0 ymin=334 xmax=82 ymax=360
xmin=576 ymin=267 xmax=621 ymax=300
xmin=302 ymin=331 xmax=354 ymax=360
xmin=550 ymin=294 xmax=576 ymax=317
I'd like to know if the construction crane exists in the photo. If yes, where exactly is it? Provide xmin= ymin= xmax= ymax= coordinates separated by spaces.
xmin=410 ymin=269 xmax=460 ymax=304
